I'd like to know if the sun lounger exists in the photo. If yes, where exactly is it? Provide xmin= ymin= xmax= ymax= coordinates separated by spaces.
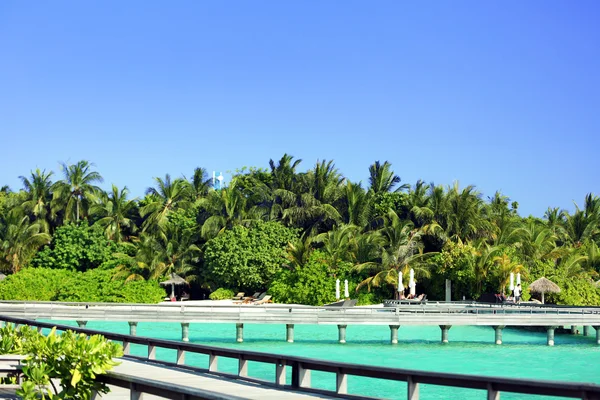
xmin=253 ymin=295 xmax=271 ymax=305
xmin=232 ymin=292 xmax=245 ymax=300
xmin=324 ymin=299 xmax=357 ymax=307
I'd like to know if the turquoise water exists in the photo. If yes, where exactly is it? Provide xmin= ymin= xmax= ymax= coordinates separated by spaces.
xmin=50 ymin=321 xmax=600 ymax=399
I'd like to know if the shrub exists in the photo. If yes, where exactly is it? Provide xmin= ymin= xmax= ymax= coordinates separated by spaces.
xmin=209 ymin=288 xmax=234 ymax=300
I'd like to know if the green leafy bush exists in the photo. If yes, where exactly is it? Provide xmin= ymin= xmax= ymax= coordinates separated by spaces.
xmin=204 ymin=221 xmax=298 ymax=291
xmin=269 ymin=250 xmax=355 ymax=306
xmin=30 ymin=223 xmax=123 ymax=272
xmin=208 ymin=288 xmax=235 ymax=300
xmin=0 ymin=267 xmax=164 ymax=303
xmin=4 ymin=325 xmax=124 ymax=400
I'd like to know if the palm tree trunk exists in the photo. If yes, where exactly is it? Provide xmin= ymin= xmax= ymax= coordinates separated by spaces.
xmin=76 ymin=198 xmax=80 ymax=222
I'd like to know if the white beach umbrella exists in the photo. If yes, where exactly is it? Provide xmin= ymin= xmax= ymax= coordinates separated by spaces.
xmin=397 ymin=271 xmax=403 ymax=293
xmin=409 ymin=268 xmax=416 ymax=296
xmin=344 ymin=280 xmax=349 ymax=298
xmin=516 ymin=273 xmax=521 ymax=286
xmin=509 ymin=272 xmax=515 ymax=291
xmin=336 ymin=279 xmax=340 ymax=300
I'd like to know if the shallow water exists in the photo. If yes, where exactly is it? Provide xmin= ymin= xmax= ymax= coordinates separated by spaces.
xmin=50 ymin=321 xmax=600 ymax=399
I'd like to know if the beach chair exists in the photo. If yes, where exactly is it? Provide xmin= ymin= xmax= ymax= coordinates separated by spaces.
xmin=253 ymin=295 xmax=271 ymax=305
xmin=232 ymin=292 xmax=245 ymax=300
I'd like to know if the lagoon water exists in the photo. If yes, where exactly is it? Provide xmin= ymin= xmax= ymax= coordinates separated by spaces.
xmin=52 ymin=320 xmax=600 ymax=399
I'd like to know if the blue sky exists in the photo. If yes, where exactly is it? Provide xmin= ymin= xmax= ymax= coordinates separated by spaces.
xmin=1 ymin=1 xmax=598 ymax=217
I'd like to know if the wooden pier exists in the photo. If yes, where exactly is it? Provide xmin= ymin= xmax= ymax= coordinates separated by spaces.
xmin=1 ymin=301 xmax=600 ymax=346
xmin=2 ymin=316 xmax=600 ymax=400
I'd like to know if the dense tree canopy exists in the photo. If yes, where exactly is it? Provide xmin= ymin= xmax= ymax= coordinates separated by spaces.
xmin=0 ymin=157 xmax=598 ymax=305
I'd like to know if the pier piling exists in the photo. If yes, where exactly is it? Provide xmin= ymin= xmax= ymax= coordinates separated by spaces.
xmin=338 ymin=325 xmax=347 ymax=344
xmin=583 ymin=326 xmax=590 ymax=336
xmin=389 ymin=325 xmax=400 ymax=344
xmin=181 ymin=323 xmax=190 ymax=342
xmin=440 ymin=325 xmax=452 ymax=343
xmin=594 ymin=326 xmax=600 ymax=345
xmin=128 ymin=321 xmax=138 ymax=336
xmin=236 ymin=323 xmax=244 ymax=343
xmin=546 ymin=326 xmax=556 ymax=346
xmin=286 ymin=324 xmax=294 ymax=343
xmin=492 ymin=326 xmax=505 ymax=345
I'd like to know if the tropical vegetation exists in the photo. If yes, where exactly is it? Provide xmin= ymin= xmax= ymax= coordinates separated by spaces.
xmin=0 ymin=157 xmax=598 ymax=305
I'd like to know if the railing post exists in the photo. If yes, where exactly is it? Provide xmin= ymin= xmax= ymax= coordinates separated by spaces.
xmin=389 ymin=325 xmax=400 ymax=344
xmin=487 ymin=383 xmax=499 ymax=400
xmin=37 ymin=326 xmax=43 ymax=334
xmin=407 ymin=375 xmax=419 ymax=400
xmin=130 ymin=382 xmax=143 ymax=399
xmin=209 ymin=352 xmax=218 ymax=372
xmin=76 ymin=320 xmax=87 ymax=328
xmin=286 ymin=324 xmax=294 ymax=343
xmin=181 ymin=323 xmax=190 ymax=342
xmin=292 ymin=363 xmax=311 ymax=388
xmin=123 ymin=341 xmax=130 ymax=355
xmin=336 ymin=369 xmax=347 ymax=394
xmin=338 ymin=325 xmax=347 ymax=344
xmin=238 ymin=356 xmax=248 ymax=377
xmin=128 ymin=321 xmax=138 ymax=336
xmin=148 ymin=344 xmax=156 ymax=360
xmin=176 ymin=348 xmax=185 ymax=365
xmin=236 ymin=323 xmax=244 ymax=343
xmin=276 ymin=362 xmax=286 ymax=386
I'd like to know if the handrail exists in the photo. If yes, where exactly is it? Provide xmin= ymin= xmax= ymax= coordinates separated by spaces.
xmin=3 ymin=315 xmax=600 ymax=399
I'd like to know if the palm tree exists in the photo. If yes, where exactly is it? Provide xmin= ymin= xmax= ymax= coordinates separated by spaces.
xmin=188 ymin=168 xmax=213 ymax=200
xmin=472 ymin=241 xmax=501 ymax=296
xmin=51 ymin=160 xmax=103 ymax=223
xmin=313 ymin=224 xmax=357 ymax=273
xmin=356 ymin=210 xmax=433 ymax=295
xmin=140 ymin=175 xmax=191 ymax=232
xmin=92 ymin=184 xmax=137 ymax=242
xmin=444 ymin=182 xmax=490 ymax=241
xmin=19 ymin=169 xmax=54 ymax=233
xmin=492 ymin=253 xmax=527 ymax=294
xmin=269 ymin=154 xmax=302 ymax=191
xmin=341 ymin=181 xmax=371 ymax=226
xmin=0 ymin=210 xmax=51 ymax=273
xmin=544 ymin=207 xmax=569 ymax=244
xmin=197 ymin=179 xmax=248 ymax=239
xmin=133 ymin=226 xmax=201 ymax=280
xmin=368 ymin=161 xmax=407 ymax=194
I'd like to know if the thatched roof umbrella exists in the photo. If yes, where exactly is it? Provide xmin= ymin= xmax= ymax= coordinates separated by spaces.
xmin=528 ymin=277 xmax=560 ymax=304
xmin=160 ymin=273 xmax=188 ymax=299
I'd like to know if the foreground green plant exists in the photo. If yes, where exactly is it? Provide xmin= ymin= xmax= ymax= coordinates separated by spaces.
xmin=0 ymin=324 xmax=123 ymax=399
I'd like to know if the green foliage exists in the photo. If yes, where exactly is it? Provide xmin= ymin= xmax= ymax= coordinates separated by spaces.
xmin=0 ymin=267 xmax=164 ymax=303
xmin=10 ymin=326 xmax=122 ymax=399
xmin=208 ymin=288 xmax=235 ymax=300
xmin=203 ymin=221 xmax=298 ymax=291
xmin=269 ymin=251 xmax=355 ymax=306
xmin=55 ymin=268 xmax=165 ymax=303
xmin=372 ymin=192 xmax=406 ymax=217
xmin=426 ymin=241 xmax=477 ymax=300
xmin=0 ymin=268 xmax=74 ymax=301
xmin=31 ymin=223 xmax=122 ymax=272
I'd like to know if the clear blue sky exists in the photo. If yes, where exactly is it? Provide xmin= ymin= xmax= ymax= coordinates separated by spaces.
xmin=1 ymin=1 xmax=598 ymax=217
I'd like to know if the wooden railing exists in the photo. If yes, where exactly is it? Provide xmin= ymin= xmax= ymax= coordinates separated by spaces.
xmin=3 ymin=315 xmax=600 ymax=400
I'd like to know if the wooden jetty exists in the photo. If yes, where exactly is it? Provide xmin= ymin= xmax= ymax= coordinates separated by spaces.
xmin=1 ymin=300 xmax=600 ymax=346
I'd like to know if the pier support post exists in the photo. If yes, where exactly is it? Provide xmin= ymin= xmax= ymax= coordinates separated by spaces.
xmin=286 ymin=324 xmax=294 ymax=343
xmin=492 ymin=326 xmax=505 ymax=345
xmin=338 ymin=325 xmax=347 ymax=344
xmin=571 ymin=325 xmax=577 ymax=335
xmin=439 ymin=325 xmax=452 ymax=343
xmin=546 ymin=326 xmax=557 ymax=346
xmin=389 ymin=325 xmax=400 ymax=344
xmin=583 ymin=326 xmax=590 ymax=336
xmin=76 ymin=321 xmax=87 ymax=328
xmin=236 ymin=323 xmax=244 ymax=343
xmin=128 ymin=322 xmax=138 ymax=336
xmin=181 ymin=323 xmax=190 ymax=342
xmin=594 ymin=326 xmax=600 ymax=345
